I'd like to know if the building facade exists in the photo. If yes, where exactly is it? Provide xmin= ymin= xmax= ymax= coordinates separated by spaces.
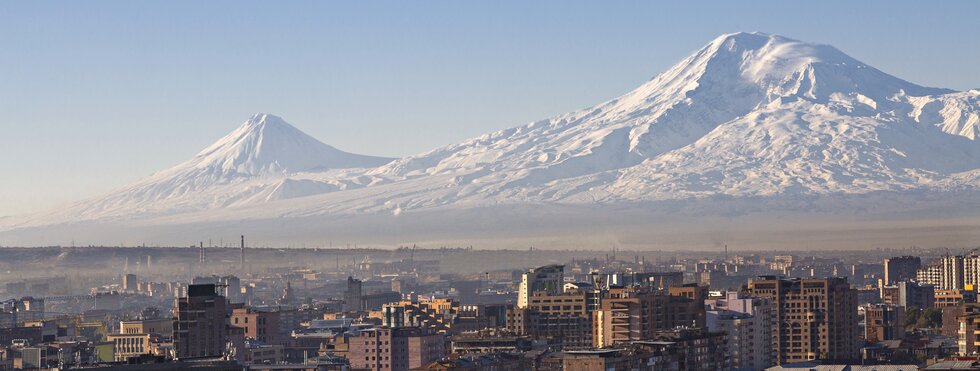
xmin=107 ymin=333 xmax=152 ymax=361
xmin=705 ymin=291 xmax=775 ymax=370
xmin=883 ymin=256 xmax=921 ymax=285
xmin=174 ymin=284 xmax=228 ymax=359
xmin=345 ymin=277 xmax=363 ymax=312
xmin=880 ymin=281 xmax=935 ymax=310
xmin=507 ymin=289 xmax=593 ymax=348
xmin=935 ymin=288 xmax=978 ymax=308
xmin=518 ymin=265 xmax=565 ymax=309
xmin=748 ymin=276 xmax=859 ymax=364
xmin=863 ymin=304 xmax=905 ymax=343
xmin=347 ymin=327 xmax=445 ymax=371
xmin=592 ymin=284 xmax=707 ymax=348
xmin=230 ymin=308 xmax=280 ymax=344
xmin=121 ymin=318 xmax=173 ymax=337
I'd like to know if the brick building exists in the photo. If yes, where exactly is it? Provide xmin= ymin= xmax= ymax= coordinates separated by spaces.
xmin=347 ymin=327 xmax=445 ymax=371
xmin=748 ymin=276 xmax=858 ymax=364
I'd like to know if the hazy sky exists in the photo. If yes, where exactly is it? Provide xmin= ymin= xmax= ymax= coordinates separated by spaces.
xmin=1 ymin=1 xmax=978 ymax=216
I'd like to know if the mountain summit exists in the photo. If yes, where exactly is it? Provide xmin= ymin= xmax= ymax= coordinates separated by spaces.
xmin=190 ymin=113 xmax=392 ymax=177
xmin=4 ymin=33 xmax=980 ymax=247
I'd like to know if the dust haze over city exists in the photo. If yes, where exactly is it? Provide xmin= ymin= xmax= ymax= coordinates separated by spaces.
xmin=1 ymin=2 xmax=980 ymax=371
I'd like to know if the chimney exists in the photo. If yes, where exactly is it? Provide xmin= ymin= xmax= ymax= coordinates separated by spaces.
xmin=240 ymin=235 xmax=245 ymax=270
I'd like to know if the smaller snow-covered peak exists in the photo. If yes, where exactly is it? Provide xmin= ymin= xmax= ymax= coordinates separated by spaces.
xmin=170 ymin=113 xmax=394 ymax=180
xmin=240 ymin=113 xmax=289 ymax=130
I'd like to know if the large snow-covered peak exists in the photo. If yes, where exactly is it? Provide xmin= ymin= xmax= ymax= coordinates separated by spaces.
xmin=668 ymin=32 xmax=951 ymax=103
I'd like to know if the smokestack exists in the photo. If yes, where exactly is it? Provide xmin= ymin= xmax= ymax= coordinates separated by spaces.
xmin=200 ymin=242 xmax=205 ymax=264
xmin=240 ymin=235 xmax=245 ymax=270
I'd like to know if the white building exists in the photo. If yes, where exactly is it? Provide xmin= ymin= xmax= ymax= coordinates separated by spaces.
xmin=517 ymin=265 xmax=564 ymax=308
xmin=706 ymin=291 xmax=774 ymax=371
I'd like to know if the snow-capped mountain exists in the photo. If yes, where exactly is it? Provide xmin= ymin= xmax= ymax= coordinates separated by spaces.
xmin=4 ymin=32 xmax=980 ymax=247
xmin=29 ymin=113 xmax=394 ymax=222
xmin=342 ymin=31 xmax=980 ymax=209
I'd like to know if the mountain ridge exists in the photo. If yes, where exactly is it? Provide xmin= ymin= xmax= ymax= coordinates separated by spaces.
xmin=3 ymin=32 xmax=980 ymax=247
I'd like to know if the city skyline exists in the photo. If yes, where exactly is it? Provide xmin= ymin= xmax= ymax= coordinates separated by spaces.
xmin=4 ymin=3 xmax=980 ymax=370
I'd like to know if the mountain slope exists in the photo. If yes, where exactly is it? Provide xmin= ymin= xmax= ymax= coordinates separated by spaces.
xmin=24 ymin=114 xmax=394 ymax=223
xmin=4 ymin=32 xmax=980 ymax=244
xmin=342 ymin=32 xmax=977 ymax=210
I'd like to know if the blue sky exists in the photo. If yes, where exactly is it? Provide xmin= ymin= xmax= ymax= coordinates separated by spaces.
xmin=1 ymin=1 xmax=978 ymax=216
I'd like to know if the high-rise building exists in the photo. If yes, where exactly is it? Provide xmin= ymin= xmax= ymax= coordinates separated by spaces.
xmin=880 ymin=281 xmax=935 ymax=309
xmin=240 ymin=235 xmax=246 ymax=270
xmin=958 ymin=312 xmax=980 ymax=356
xmin=506 ymin=289 xmax=593 ymax=348
xmin=918 ymin=255 xmax=966 ymax=290
xmin=174 ymin=284 xmax=228 ymax=359
xmin=944 ymin=303 xmax=980 ymax=338
xmin=123 ymin=274 xmax=138 ymax=292
xmin=863 ymin=304 xmax=905 ymax=343
xmin=219 ymin=276 xmax=242 ymax=304
xmin=518 ymin=265 xmax=564 ymax=309
xmin=748 ymin=276 xmax=859 ymax=364
xmin=346 ymin=277 xmax=364 ymax=312
xmin=230 ymin=308 xmax=279 ymax=344
xmin=348 ymin=327 xmax=445 ymax=371
xmin=592 ymin=284 xmax=707 ymax=348
xmin=883 ymin=256 xmax=921 ymax=285
xmin=705 ymin=291 xmax=775 ymax=370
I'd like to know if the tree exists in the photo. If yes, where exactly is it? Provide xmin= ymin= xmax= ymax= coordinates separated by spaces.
xmin=907 ymin=306 xmax=942 ymax=329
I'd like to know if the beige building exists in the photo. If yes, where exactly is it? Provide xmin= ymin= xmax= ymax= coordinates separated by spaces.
xmin=935 ymin=287 xmax=978 ymax=308
xmin=507 ymin=290 xmax=593 ymax=348
xmin=592 ymin=284 xmax=707 ymax=348
xmin=107 ymin=333 xmax=151 ymax=361
xmin=120 ymin=318 xmax=172 ymax=337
